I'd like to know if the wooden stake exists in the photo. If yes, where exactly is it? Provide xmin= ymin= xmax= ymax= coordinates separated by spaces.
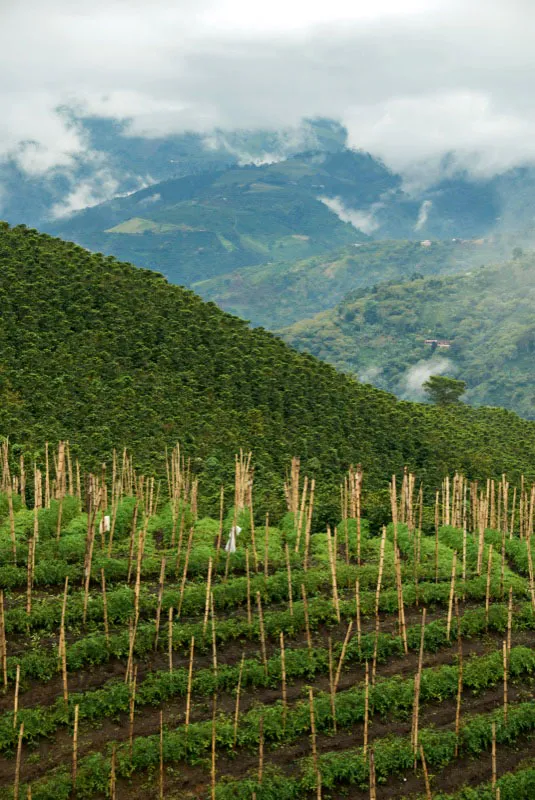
xmin=446 ymin=551 xmax=457 ymax=641
xmin=301 ymin=584 xmax=313 ymax=659
xmin=159 ymin=710 xmax=164 ymax=800
xmin=72 ymin=704 xmax=79 ymax=792
xmin=503 ymin=640 xmax=508 ymax=725
xmin=285 ymin=543 xmax=293 ymax=616
xmin=245 ymin=547 xmax=252 ymax=627
xmin=0 ymin=590 xmax=7 ymax=689
xmin=492 ymin=720 xmax=497 ymax=788
xmin=394 ymin=544 xmax=408 ymax=654
xmin=369 ymin=747 xmax=376 ymax=800
xmin=258 ymin=714 xmax=264 ymax=783
xmin=280 ymin=633 xmax=287 ymax=732
xmin=327 ymin=526 xmax=341 ymax=622
xmin=264 ymin=514 xmax=269 ymax=579
xmin=110 ymin=745 xmax=116 ymax=800
xmin=203 ymin=557 xmax=213 ymax=635
xmin=420 ymin=745 xmax=432 ymax=800
xmin=308 ymin=687 xmax=322 ymax=800
xmin=355 ymin=579 xmax=362 ymax=651
xmin=13 ymin=663 xmax=20 ymax=729
xmin=211 ymin=694 xmax=217 ymax=800
xmin=507 ymin=586 xmax=513 ymax=656
xmin=14 ymin=722 xmax=23 ymax=800
xmin=185 ymin=636 xmax=195 ymax=732
xmin=233 ymin=653 xmax=245 ymax=748
xmin=454 ymin=605 xmax=463 ymax=757
xmin=328 ymin=636 xmax=337 ymax=733
xmin=154 ymin=557 xmax=166 ymax=651
xmin=128 ymin=665 xmax=138 ymax=760
xmin=486 ymin=544 xmax=493 ymax=630
xmin=411 ymin=608 xmax=426 ymax=760
xmin=435 ymin=490 xmax=440 ymax=583
xmin=363 ymin=660 xmax=369 ymax=755
xmin=256 ymin=591 xmax=268 ymax=675
xmin=100 ymin=569 xmax=109 ymax=646
xmin=177 ymin=526 xmax=195 ymax=617
xmin=334 ymin=621 xmax=353 ymax=692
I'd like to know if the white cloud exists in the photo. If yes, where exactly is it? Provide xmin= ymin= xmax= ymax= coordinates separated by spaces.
xmin=399 ymin=355 xmax=455 ymax=400
xmin=414 ymin=200 xmax=432 ymax=231
xmin=319 ymin=196 xmax=381 ymax=234
xmin=3 ymin=0 xmax=535 ymax=185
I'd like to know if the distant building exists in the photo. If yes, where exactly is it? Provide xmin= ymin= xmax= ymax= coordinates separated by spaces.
xmin=424 ymin=338 xmax=452 ymax=349
xmin=420 ymin=240 xmax=432 ymax=247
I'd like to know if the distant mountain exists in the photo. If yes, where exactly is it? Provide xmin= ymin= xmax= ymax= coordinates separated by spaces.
xmin=47 ymin=150 xmax=400 ymax=284
xmin=280 ymin=249 xmax=535 ymax=418
xmin=194 ymin=239 xmax=498 ymax=329
xmin=0 ymin=116 xmax=348 ymax=229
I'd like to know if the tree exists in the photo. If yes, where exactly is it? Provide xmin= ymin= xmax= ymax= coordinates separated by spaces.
xmin=423 ymin=374 xmax=466 ymax=405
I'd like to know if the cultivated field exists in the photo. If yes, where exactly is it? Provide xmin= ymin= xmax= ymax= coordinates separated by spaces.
xmin=0 ymin=445 xmax=534 ymax=799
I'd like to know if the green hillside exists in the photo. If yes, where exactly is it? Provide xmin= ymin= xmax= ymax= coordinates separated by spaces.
xmin=194 ymin=239 xmax=497 ymax=328
xmin=280 ymin=251 xmax=535 ymax=418
xmin=3 ymin=223 xmax=535 ymax=520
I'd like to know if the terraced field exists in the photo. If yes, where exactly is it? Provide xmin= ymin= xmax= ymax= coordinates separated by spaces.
xmin=1 ymin=446 xmax=535 ymax=799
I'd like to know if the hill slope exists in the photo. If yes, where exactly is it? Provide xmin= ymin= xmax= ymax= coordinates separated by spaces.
xmin=194 ymin=239 xmax=498 ymax=328
xmin=280 ymin=252 xmax=535 ymax=418
xmin=2 ymin=222 xmax=535 ymax=515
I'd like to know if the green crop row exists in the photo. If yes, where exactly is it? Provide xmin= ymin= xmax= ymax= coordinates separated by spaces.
xmin=4 ymin=601 xmax=533 ymax=752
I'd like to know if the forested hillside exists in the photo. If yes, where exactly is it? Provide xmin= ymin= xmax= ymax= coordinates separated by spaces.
xmin=195 ymin=239 xmax=496 ymax=328
xmin=281 ymin=251 xmax=535 ymax=418
xmin=2 ymin=223 xmax=535 ymax=519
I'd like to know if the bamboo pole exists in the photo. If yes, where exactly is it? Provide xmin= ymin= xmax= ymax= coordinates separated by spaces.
xmin=285 ymin=543 xmax=293 ymax=617
xmin=334 ymin=621 xmax=353 ymax=692
xmin=446 ymin=551 xmax=457 ymax=641
xmin=13 ymin=664 xmax=20 ymax=729
xmin=301 ymin=584 xmax=313 ymax=660
xmin=203 ymin=557 xmax=213 ymax=635
xmin=435 ymin=490 xmax=439 ymax=583
xmin=455 ymin=601 xmax=463 ymax=758
xmin=394 ymin=544 xmax=408 ymax=654
xmin=177 ymin=525 xmax=195 ymax=617
xmin=14 ymin=722 xmax=23 ymax=800
xmin=0 ymin=589 xmax=6 ymax=690
xmin=100 ymin=569 xmax=109 ymax=646
xmin=363 ymin=660 xmax=369 ymax=755
xmin=211 ymin=695 xmax=217 ymax=800
xmin=258 ymin=714 xmax=264 ymax=784
xmin=184 ymin=636 xmax=195 ymax=734
xmin=507 ymin=586 xmax=513 ymax=656
xmin=327 ymin=526 xmax=341 ymax=623
xmin=280 ymin=632 xmax=287 ymax=732
xmin=154 ymin=557 xmax=166 ymax=651
xmin=256 ymin=591 xmax=268 ymax=675
xmin=420 ymin=745 xmax=432 ymax=800
xmin=128 ymin=664 xmax=138 ymax=760
xmin=264 ymin=514 xmax=269 ymax=579
xmin=110 ymin=745 xmax=116 ymax=800
xmin=486 ymin=544 xmax=493 ymax=630
xmin=233 ymin=653 xmax=245 ymax=748
xmin=411 ymin=608 xmax=426 ymax=760
xmin=303 ymin=479 xmax=315 ymax=571
xmin=308 ymin=688 xmax=322 ymax=800
xmin=245 ymin=547 xmax=252 ymax=627
xmin=72 ymin=704 xmax=79 ymax=792
xmin=168 ymin=608 xmax=174 ymax=672
xmin=369 ymin=747 xmax=376 ymax=800
xmin=492 ymin=721 xmax=497 ymax=788
xmin=503 ymin=640 xmax=508 ymax=725
xmin=159 ymin=710 xmax=164 ymax=800
xmin=328 ymin=636 xmax=337 ymax=733
xmin=355 ymin=579 xmax=362 ymax=651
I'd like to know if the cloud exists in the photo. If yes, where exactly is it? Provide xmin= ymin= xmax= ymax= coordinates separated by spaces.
xmin=50 ymin=169 xmax=154 ymax=218
xmin=4 ymin=0 xmax=535 ymax=186
xmin=399 ymin=355 xmax=455 ymax=400
xmin=359 ymin=365 xmax=383 ymax=384
xmin=414 ymin=200 xmax=432 ymax=231
xmin=320 ymin=196 xmax=381 ymax=234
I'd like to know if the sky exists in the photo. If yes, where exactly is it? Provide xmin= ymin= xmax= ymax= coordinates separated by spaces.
xmin=2 ymin=0 xmax=535 ymax=187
